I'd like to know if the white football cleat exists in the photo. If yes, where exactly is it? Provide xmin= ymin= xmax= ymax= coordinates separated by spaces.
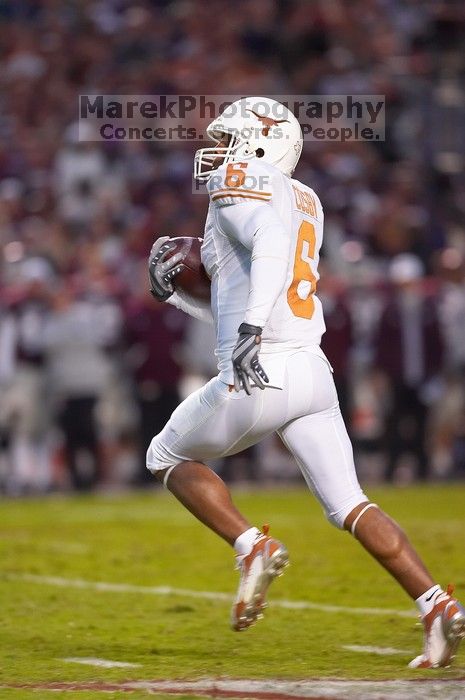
xmin=409 ymin=585 xmax=465 ymax=669
xmin=231 ymin=524 xmax=289 ymax=632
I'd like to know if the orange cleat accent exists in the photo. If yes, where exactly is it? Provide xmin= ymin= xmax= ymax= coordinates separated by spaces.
xmin=409 ymin=585 xmax=465 ymax=669
xmin=231 ymin=525 xmax=288 ymax=632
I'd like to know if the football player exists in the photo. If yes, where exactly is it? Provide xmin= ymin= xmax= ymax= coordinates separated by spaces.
xmin=148 ymin=97 xmax=465 ymax=667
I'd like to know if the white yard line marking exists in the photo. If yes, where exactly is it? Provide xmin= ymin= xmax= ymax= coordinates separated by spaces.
xmin=61 ymin=657 xmax=140 ymax=669
xmin=8 ymin=573 xmax=416 ymax=618
xmin=342 ymin=644 xmax=413 ymax=656
xmin=0 ymin=535 xmax=89 ymax=554
xmin=43 ymin=541 xmax=90 ymax=555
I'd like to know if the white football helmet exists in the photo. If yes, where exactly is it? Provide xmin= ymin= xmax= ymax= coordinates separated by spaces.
xmin=194 ymin=96 xmax=303 ymax=181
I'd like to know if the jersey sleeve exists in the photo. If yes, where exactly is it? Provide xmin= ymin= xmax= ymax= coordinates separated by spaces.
xmin=166 ymin=289 xmax=213 ymax=325
xmin=207 ymin=160 xmax=273 ymax=208
xmin=208 ymin=160 xmax=288 ymax=330
xmin=217 ymin=201 xmax=290 ymax=328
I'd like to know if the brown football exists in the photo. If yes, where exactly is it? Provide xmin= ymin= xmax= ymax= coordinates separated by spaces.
xmin=168 ymin=236 xmax=211 ymax=301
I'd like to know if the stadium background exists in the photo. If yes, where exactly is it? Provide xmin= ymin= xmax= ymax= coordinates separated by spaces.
xmin=0 ymin=0 xmax=464 ymax=495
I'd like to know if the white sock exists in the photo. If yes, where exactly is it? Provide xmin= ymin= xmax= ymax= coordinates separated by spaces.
xmin=234 ymin=527 xmax=261 ymax=557
xmin=415 ymin=585 xmax=443 ymax=617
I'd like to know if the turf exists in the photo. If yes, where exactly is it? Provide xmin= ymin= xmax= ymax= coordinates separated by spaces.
xmin=1 ymin=484 xmax=465 ymax=698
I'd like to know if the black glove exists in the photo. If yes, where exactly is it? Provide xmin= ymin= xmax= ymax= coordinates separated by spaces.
xmin=148 ymin=236 xmax=184 ymax=301
xmin=232 ymin=323 xmax=269 ymax=395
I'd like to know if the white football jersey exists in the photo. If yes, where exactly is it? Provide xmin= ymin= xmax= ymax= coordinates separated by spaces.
xmin=201 ymin=159 xmax=326 ymax=384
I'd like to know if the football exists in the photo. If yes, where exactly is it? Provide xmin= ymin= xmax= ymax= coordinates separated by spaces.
xmin=168 ymin=236 xmax=211 ymax=301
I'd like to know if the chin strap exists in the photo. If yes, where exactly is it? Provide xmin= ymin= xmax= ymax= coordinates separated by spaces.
xmin=350 ymin=503 xmax=379 ymax=537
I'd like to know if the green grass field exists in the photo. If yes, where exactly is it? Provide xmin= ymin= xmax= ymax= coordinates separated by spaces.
xmin=1 ymin=484 xmax=465 ymax=699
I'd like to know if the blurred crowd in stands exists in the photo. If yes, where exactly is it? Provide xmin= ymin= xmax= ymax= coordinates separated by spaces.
xmin=0 ymin=0 xmax=465 ymax=494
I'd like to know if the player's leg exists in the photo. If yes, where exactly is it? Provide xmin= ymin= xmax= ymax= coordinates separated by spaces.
xmin=343 ymin=502 xmax=433 ymax=598
xmin=279 ymin=353 xmax=465 ymax=668
xmin=154 ymin=460 xmax=251 ymax=545
xmin=147 ymin=376 xmax=289 ymax=630
xmin=345 ymin=501 xmax=465 ymax=667
xmin=155 ymin=459 xmax=288 ymax=631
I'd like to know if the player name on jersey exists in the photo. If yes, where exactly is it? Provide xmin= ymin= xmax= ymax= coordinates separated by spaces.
xmin=292 ymin=185 xmax=318 ymax=219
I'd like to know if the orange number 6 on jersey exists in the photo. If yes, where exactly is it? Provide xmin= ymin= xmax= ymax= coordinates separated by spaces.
xmin=225 ymin=162 xmax=248 ymax=188
xmin=287 ymin=221 xmax=317 ymax=319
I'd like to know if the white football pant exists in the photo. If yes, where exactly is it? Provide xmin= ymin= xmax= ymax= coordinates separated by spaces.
xmin=147 ymin=350 xmax=367 ymax=528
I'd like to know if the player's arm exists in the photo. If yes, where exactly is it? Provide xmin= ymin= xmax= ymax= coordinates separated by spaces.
xmin=218 ymin=201 xmax=289 ymax=393
xmin=209 ymin=164 xmax=289 ymax=393
xmin=148 ymin=237 xmax=213 ymax=324
xmin=167 ymin=288 xmax=212 ymax=324
xmin=208 ymin=162 xmax=289 ymax=327
xmin=218 ymin=201 xmax=289 ymax=326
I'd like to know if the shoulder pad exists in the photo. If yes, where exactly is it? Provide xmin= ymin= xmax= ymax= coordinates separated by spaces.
xmin=207 ymin=159 xmax=273 ymax=207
